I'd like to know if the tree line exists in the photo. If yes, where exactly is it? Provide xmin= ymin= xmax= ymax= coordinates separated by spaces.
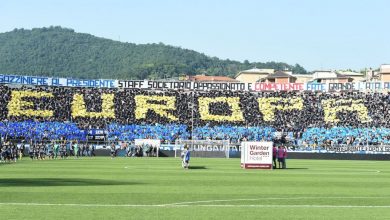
xmin=0 ymin=26 xmax=307 ymax=80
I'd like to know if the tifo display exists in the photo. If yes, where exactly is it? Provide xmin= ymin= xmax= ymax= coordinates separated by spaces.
xmin=1 ymin=79 xmax=390 ymax=151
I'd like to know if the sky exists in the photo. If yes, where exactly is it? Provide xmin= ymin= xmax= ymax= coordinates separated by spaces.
xmin=0 ymin=0 xmax=389 ymax=71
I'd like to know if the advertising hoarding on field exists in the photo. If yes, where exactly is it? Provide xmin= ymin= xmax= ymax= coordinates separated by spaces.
xmin=241 ymin=141 xmax=273 ymax=169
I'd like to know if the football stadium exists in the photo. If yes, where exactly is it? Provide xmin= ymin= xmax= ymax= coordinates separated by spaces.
xmin=2 ymin=1 xmax=390 ymax=219
xmin=1 ymin=73 xmax=390 ymax=219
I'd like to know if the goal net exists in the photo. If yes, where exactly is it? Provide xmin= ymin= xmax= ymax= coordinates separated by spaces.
xmin=174 ymin=139 xmax=230 ymax=158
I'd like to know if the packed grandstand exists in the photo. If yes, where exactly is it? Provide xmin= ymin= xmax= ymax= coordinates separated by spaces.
xmin=1 ymin=75 xmax=390 ymax=152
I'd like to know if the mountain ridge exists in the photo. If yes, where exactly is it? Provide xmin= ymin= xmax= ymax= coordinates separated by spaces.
xmin=0 ymin=26 xmax=307 ymax=80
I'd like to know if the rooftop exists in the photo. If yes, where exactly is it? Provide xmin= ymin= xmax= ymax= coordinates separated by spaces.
xmin=235 ymin=68 xmax=274 ymax=78
xmin=265 ymin=71 xmax=297 ymax=79
xmin=186 ymin=75 xmax=238 ymax=82
xmin=336 ymin=71 xmax=364 ymax=76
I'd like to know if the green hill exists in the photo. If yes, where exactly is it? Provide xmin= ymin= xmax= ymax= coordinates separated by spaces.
xmin=0 ymin=26 xmax=307 ymax=80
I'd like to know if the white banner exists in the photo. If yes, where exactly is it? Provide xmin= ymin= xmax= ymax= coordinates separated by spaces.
xmin=134 ymin=139 xmax=160 ymax=147
xmin=0 ymin=74 xmax=117 ymax=88
xmin=241 ymin=141 xmax=273 ymax=169
xmin=2 ymin=73 xmax=390 ymax=92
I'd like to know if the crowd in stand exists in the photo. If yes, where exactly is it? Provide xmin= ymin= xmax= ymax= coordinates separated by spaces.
xmin=1 ymin=84 xmax=390 ymax=148
xmin=107 ymin=123 xmax=190 ymax=143
xmin=0 ymin=139 xmax=98 ymax=163
xmin=123 ymin=143 xmax=158 ymax=157
xmin=0 ymin=140 xmax=21 ymax=163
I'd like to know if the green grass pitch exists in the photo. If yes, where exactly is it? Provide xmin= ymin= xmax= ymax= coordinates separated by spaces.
xmin=1 ymin=157 xmax=390 ymax=219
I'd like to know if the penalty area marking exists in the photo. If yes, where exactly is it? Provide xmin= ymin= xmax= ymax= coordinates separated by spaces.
xmin=1 ymin=196 xmax=389 ymax=208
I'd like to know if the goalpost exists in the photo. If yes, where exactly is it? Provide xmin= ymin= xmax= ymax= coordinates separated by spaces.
xmin=174 ymin=139 xmax=230 ymax=158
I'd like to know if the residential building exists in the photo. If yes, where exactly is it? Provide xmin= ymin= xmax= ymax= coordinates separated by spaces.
xmin=261 ymin=71 xmax=297 ymax=83
xmin=379 ymin=64 xmax=390 ymax=81
xmin=185 ymin=75 xmax=238 ymax=82
xmin=235 ymin=68 xmax=274 ymax=83
xmin=311 ymin=70 xmax=353 ymax=83
xmin=336 ymin=70 xmax=365 ymax=82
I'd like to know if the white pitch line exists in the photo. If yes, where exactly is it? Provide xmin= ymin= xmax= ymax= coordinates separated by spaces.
xmin=1 ymin=196 xmax=389 ymax=208
xmin=181 ymin=205 xmax=390 ymax=208
xmin=126 ymin=168 xmax=382 ymax=175
xmin=0 ymin=203 xmax=390 ymax=208
xmin=162 ymin=196 xmax=390 ymax=206
xmin=0 ymin=203 xmax=164 ymax=207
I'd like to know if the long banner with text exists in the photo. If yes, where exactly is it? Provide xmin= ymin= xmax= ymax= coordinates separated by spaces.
xmin=1 ymin=73 xmax=390 ymax=92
